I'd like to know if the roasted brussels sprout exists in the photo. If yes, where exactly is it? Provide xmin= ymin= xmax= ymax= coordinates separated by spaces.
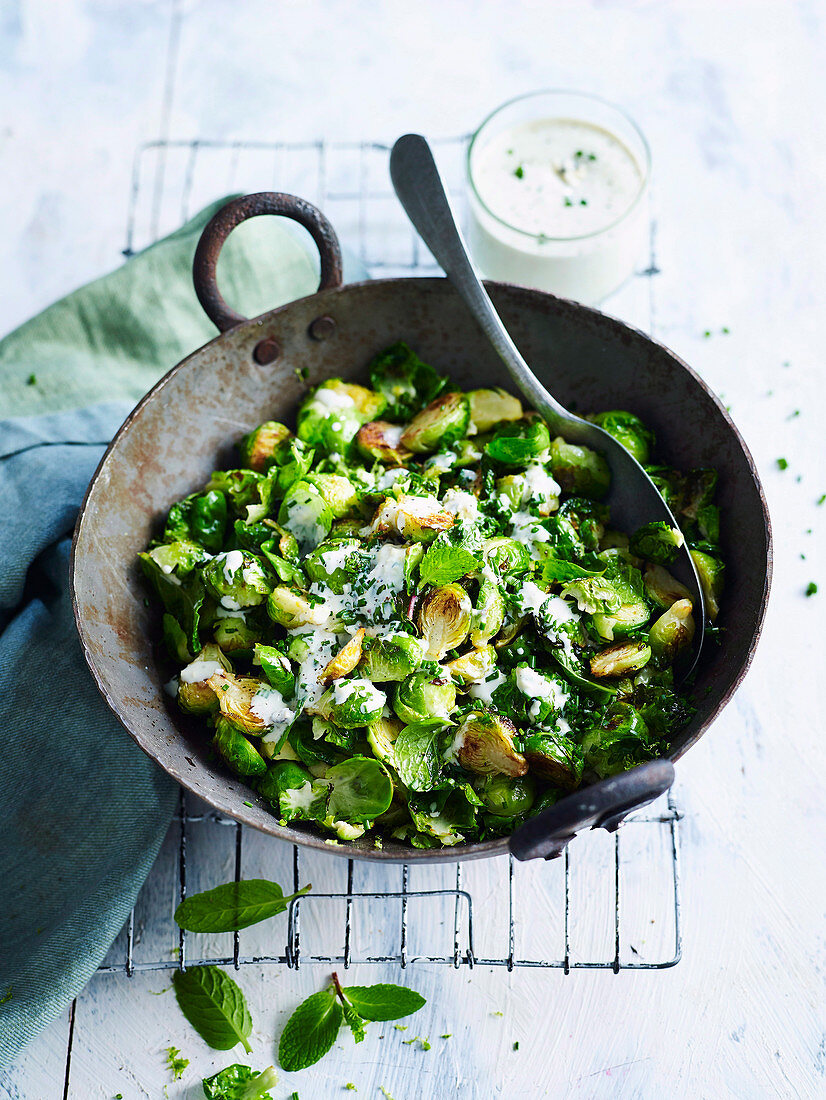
xmin=587 ymin=557 xmax=651 ymax=642
xmin=366 ymin=493 xmax=454 ymax=543
xmin=690 ymin=548 xmax=724 ymax=621
xmin=297 ymin=379 xmax=386 ymax=454
xmin=523 ymin=733 xmax=583 ymax=790
xmin=400 ymin=392 xmax=471 ymax=453
xmin=417 ymin=583 xmax=473 ymax=659
xmin=202 ymin=550 xmax=271 ymax=609
xmin=644 ymin=562 xmax=692 ymax=609
xmin=469 ymin=575 xmax=505 ymax=647
xmin=485 ymin=419 xmax=551 ymax=466
xmin=303 ymin=538 xmax=360 ymax=593
xmin=649 ymin=598 xmax=695 ymax=663
xmin=467 ymin=388 xmax=523 ymax=433
xmin=356 ymin=420 xmax=413 ymax=465
xmin=483 ymin=536 xmax=533 ymax=577
xmin=272 ymin=436 xmax=314 ymax=496
xmin=266 ymin=586 xmax=327 ymax=629
xmin=305 ymin=473 xmax=360 ymax=519
xmin=629 ymin=521 xmax=685 ymax=565
xmin=367 ymin=715 xmax=403 ymax=769
xmin=444 ymin=645 xmax=497 ymax=685
xmin=213 ymin=717 xmax=267 ymax=779
xmin=549 ymin=437 xmax=611 ymax=499
xmin=277 ymin=480 xmax=334 ymax=554
xmin=367 ymin=340 xmax=446 ymax=420
xmin=213 ymin=613 xmax=261 ymax=654
xmin=239 ymin=421 xmax=292 ymax=471
xmin=315 ymin=677 xmax=387 ymax=728
xmin=359 ymin=633 xmax=425 ymax=683
xmin=477 ymin=774 xmax=536 ymax=817
xmin=253 ymin=643 xmax=295 ymax=696
xmin=176 ymin=644 xmax=232 ymax=715
xmin=322 ymin=629 xmax=366 ymax=682
xmin=394 ymin=671 xmax=456 ymax=725
xmin=580 ymin=702 xmax=651 ymax=779
xmin=165 ymin=491 xmax=228 ymax=554
xmin=588 ymin=410 xmax=654 ymax=465
xmin=452 ymin=710 xmax=527 ymax=777
xmin=258 ymin=760 xmax=314 ymax=816
xmin=590 ymin=640 xmax=652 ymax=678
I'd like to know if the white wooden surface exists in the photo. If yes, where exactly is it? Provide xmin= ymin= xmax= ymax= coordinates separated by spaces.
xmin=2 ymin=2 xmax=825 ymax=1097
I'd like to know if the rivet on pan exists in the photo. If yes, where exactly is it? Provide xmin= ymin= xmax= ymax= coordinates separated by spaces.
xmin=252 ymin=337 xmax=281 ymax=364
xmin=308 ymin=315 xmax=336 ymax=341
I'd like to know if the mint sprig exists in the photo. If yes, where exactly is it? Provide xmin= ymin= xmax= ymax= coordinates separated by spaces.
xmin=172 ymin=966 xmax=253 ymax=1052
xmin=278 ymin=973 xmax=426 ymax=1072
xmin=174 ymin=879 xmax=312 ymax=933
xmin=202 ymin=1063 xmax=279 ymax=1099
xmin=419 ymin=543 xmax=481 ymax=587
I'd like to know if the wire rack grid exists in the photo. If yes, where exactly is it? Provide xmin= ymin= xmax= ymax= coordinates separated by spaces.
xmin=101 ymin=134 xmax=681 ymax=978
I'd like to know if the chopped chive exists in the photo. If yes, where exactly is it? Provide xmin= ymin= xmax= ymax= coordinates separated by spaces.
xmin=806 ymin=582 xmax=817 ymax=597
xmin=513 ymin=165 xmax=524 ymax=179
xmin=776 ymin=458 xmax=788 ymax=470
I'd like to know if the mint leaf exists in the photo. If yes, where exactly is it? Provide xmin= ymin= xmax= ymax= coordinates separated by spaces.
xmin=278 ymin=989 xmax=343 ymax=1071
xmin=419 ymin=543 xmax=481 ymax=587
xmin=340 ymin=998 xmax=366 ymax=1044
xmin=540 ymin=558 xmax=604 ymax=583
xmin=172 ymin=966 xmax=253 ymax=1052
xmin=343 ymin=984 xmax=427 ymax=1021
xmin=393 ymin=720 xmax=448 ymax=791
xmin=202 ymin=1064 xmax=279 ymax=1099
xmin=174 ymin=880 xmax=311 ymax=933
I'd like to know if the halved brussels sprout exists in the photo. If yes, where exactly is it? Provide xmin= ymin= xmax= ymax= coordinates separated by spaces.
xmin=356 ymin=420 xmax=413 ymax=465
xmin=590 ymin=640 xmax=652 ymax=678
xmin=205 ymin=469 xmax=263 ymax=514
xmin=277 ymin=480 xmax=334 ymax=554
xmin=257 ymin=760 xmax=314 ymax=816
xmin=588 ymin=410 xmax=654 ymax=465
xmin=366 ymin=494 xmax=454 ymax=543
xmin=485 ymin=419 xmax=551 ymax=467
xmin=444 ymin=645 xmax=496 ymax=685
xmin=306 ymin=473 xmax=360 ymax=519
xmin=367 ymin=715 xmax=404 ymax=768
xmin=315 ymin=677 xmax=387 ymax=728
xmin=359 ymin=633 xmax=425 ymax=683
xmin=142 ymin=539 xmax=208 ymax=580
xmin=303 ymin=538 xmax=360 ymax=594
xmin=483 ymin=536 xmax=533 ymax=577
xmin=417 ymin=583 xmax=473 ymax=660
xmin=580 ymin=702 xmax=651 ymax=779
xmin=523 ymin=733 xmax=583 ymax=790
xmin=177 ymin=644 xmax=232 ymax=715
xmin=253 ymin=643 xmax=295 ymax=696
xmin=690 ymin=548 xmax=724 ymax=622
xmin=467 ymin=388 xmax=523 ymax=433
xmin=239 ymin=421 xmax=292 ymax=471
xmin=367 ymin=340 xmax=446 ymax=420
xmin=477 ymin=774 xmax=536 ymax=817
xmin=213 ymin=716 xmax=267 ymax=779
xmin=394 ymin=671 xmax=456 ymax=726
xmin=296 ymin=379 xmax=386 ymax=454
xmin=644 ymin=563 xmax=692 ymax=609
xmin=629 ymin=521 xmax=685 ymax=565
xmin=549 ymin=437 xmax=611 ymax=499
xmin=206 ymin=669 xmax=274 ymax=735
xmin=322 ymin=629 xmax=366 ymax=682
xmin=266 ymin=586 xmax=328 ymax=629
xmin=202 ymin=550 xmax=272 ymax=609
xmin=213 ymin=614 xmax=261 ymax=654
xmin=469 ymin=576 xmax=505 ymax=648
xmin=588 ymin=558 xmax=651 ymax=642
xmin=324 ymin=756 xmax=394 ymax=823
xmin=649 ymin=598 xmax=695 ymax=663
xmin=452 ymin=710 xmax=528 ymax=777
xmin=400 ymin=392 xmax=471 ymax=453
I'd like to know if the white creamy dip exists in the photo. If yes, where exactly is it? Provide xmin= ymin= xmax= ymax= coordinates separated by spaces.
xmin=466 ymin=93 xmax=650 ymax=303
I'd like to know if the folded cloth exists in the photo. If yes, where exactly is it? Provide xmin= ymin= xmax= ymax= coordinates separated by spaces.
xmin=0 ymin=198 xmax=365 ymax=1067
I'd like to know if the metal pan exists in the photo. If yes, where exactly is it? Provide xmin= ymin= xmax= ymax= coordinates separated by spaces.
xmin=71 ymin=193 xmax=772 ymax=863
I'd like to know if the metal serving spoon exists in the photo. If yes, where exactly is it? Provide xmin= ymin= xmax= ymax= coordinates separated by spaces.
xmin=390 ymin=133 xmax=705 ymax=673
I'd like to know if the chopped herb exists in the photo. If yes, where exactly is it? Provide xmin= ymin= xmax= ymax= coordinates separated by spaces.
xmin=513 ymin=1041 xmax=519 ymax=1051
xmin=394 ymin=1024 xmax=408 ymax=1031
xmin=575 ymin=149 xmax=584 ymax=158
xmin=513 ymin=165 xmax=524 ymax=179
xmin=165 ymin=1046 xmax=189 ymax=1080
xmin=588 ymin=153 xmax=597 ymax=161
xmin=796 ymin=475 xmax=802 ymax=483
xmin=817 ymin=494 xmax=825 ymax=505
xmin=776 ymin=458 xmax=788 ymax=470
xmin=26 ymin=373 xmax=36 ymax=385
xmin=766 ymin=390 xmax=773 ymax=396
xmin=806 ymin=582 xmax=818 ymax=597
xmin=721 ymin=326 xmax=730 ymax=334
xmin=291 ymin=1093 xmax=299 ymax=1100
xmin=380 ymin=1089 xmax=396 ymax=1100
xmin=563 ymin=196 xmax=573 ymax=207
xmin=345 ymin=1086 xmax=357 ymax=1093
xmin=703 ymin=330 xmax=712 ymax=338
xmin=782 ymin=360 xmax=790 ymax=367
xmin=402 ymin=1035 xmax=430 ymax=1050
xmin=801 ymin=553 xmax=806 ymax=560
xmin=491 ymin=1011 xmax=503 ymax=1017
xmin=579 ymin=198 xmax=588 ymax=206
xmin=788 ymin=409 xmax=800 ymax=419
xmin=0 ymin=987 xmax=12 ymax=1004
xmin=440 ymin=1033 xmax=452 ymax=1039
xmin=506 ymin=148 xmax=513 ymax=155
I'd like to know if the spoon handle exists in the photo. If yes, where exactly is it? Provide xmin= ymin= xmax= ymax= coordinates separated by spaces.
xmin=390 ymin=133 xmax=569 ymax=431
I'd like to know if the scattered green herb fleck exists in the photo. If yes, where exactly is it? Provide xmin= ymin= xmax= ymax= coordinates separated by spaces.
xmin=782 ymin=360 xmax=790 ymax=367
xmin=703 ymin=330 xmax=712 ymax=338
xmin=721 ymin=326 xmax=730 ymax=334
xmin=26 ymin=373 xmax=36 ymax=386
xmin=491 ymin=1011 xmax=504 ymax=1017
xmin=513 ymin=165 xmax=524 ymax=179
xmin=165 ymin=1046 xmax=189 ymax=1080
xmin=801 ymin=554 xmax=806 ymax=560
xmin=766 ymin=389 xmax=773 ymax=396
xmin=796 ymin=475 xmax=802 ymax=483
xmin=345 ymin=1086 xmax=357 ymax=1093
xmin=806 ymin=582 xmax=818 ymax=597
xmin=402 ymin=1035 xmax=431 ymax=1050
xmin=513 ymin=1041 xmax=520 ymax=1051
xmin=380 ymin=1089 xmax=396 ymax=1100
xmin=0 ymin=987 xmax=11 ymax=1004
xmin=588 ymin=153 xmax=597 ymax=161
xmin=788 ymin=409 xmax=800 ymax=419
xmin=440 ymin=1033 xmax=452 ymax=1039
xmin=290 ymin=1093 xmax=299 ymax=1100
xmin=394 ymin=1024 xmax=408 ymax=1031
xmin=579 ymin=198 xmax=588 ymax=206
xmin=776 ymin=458 xmax=788 ymax=470
xmin=243 ymin=801 xmax=253 ymax=807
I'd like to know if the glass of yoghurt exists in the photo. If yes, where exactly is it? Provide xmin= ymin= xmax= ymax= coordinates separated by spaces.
xmin=466 ymin=90 xmax=651 ymax=304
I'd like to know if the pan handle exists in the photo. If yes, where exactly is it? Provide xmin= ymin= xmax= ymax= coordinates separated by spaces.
xmin=192 ymin=192 xmax=344 ymax=332
xmin=508 ymin=759 xmax=675 ymax=862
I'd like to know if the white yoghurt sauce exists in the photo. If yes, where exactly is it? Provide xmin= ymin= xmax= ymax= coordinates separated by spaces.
xmin=467 ymin=112 xmax=649 ymax=303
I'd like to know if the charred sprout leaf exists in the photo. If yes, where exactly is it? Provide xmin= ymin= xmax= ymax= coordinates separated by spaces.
xmin=644 ymin=562 xmax=691 ymax=609
xmin=367 ymin=340 xmax=447 ymax=420
xmin=278 ymin=988 xmax=343 ymax=1072
xmin=629 ymin=521 xmax=684 ymax=565
xmin=485 ymin=419 xmax=551 ymax=466
xmin=690 ymin=548 xmax=724 ymax=621
xmin=454 ymin=710 xmax=527 ymax=777
xmin=174 ymin=880 xmax=312 ymax=933
xmin=394 ymin=719 xmax=450 ymax=791
xmin=322 ymin=629 xmax=365 ymax=682
xmin=342 ymin=984 xmax=427 ymax=1021
xmin=240 ymin=421 xmax=292 ymax=471
xmin=549 ymin=437 xmax=610 ymax=498
xmin=649 ymin=598 xmax=695 ymax=663
xmin=590 ymin=640 xmax=652 ymax=678
xmin=202 ymin=1063 xmax=279 ymax=1100
xmin=172 ymin=966 xmax=253 ymax=1052
xmin=356 ymin=420 xmax=413 ymax=465
xmin=523 ymin=733 xmax=583 ymax=790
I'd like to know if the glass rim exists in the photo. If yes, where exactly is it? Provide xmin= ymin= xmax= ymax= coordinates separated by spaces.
xmin=466 ymin=89 xmax=652 ymax=244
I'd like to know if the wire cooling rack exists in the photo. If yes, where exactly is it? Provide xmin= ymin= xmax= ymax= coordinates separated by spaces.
xmin=102 ymin=135 xmax=680 ymax=977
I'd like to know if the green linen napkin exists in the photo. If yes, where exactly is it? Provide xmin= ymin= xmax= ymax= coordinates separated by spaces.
xmin=0 ymin=198 xmax=363 ymax=1068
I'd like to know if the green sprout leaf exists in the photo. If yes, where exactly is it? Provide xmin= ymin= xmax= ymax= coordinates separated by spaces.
xmin=342 ymin=984 xmax=427 ymax=1021
xmin=174 ymin=880 xmax=312 ymax=933
xmin=172 ymin=966 xmax=253 ymax=1053
xmin=278 ymin=989 xmax=343 ymax=1072
xmin=202 ymin=1064 xmax=279 ymax=1100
